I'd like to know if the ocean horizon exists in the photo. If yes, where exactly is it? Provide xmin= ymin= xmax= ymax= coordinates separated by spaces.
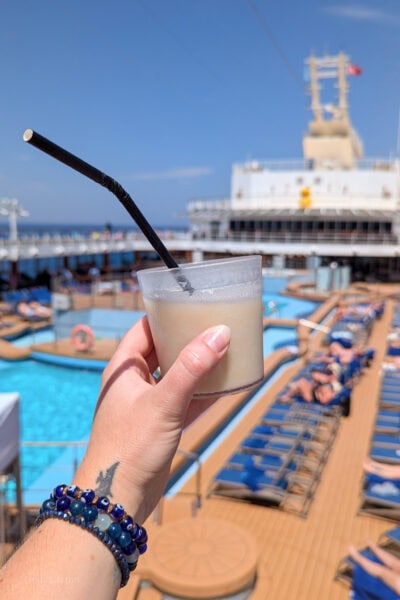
xmin=0 ymin=221 xmax=188 ymax=239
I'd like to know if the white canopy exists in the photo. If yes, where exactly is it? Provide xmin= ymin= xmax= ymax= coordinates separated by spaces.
xmin=0 ymin=392 xmax=20 ymax=472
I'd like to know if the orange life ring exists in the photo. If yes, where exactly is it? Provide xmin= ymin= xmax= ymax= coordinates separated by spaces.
xmin=71 ymin=324 xmax=95 ymax=352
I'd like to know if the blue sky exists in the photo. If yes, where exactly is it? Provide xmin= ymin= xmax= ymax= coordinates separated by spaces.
xmin=0 ymin=0 xmax=399 ymax=228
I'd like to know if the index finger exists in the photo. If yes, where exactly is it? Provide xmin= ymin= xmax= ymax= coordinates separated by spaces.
xmin=106 ymin=316 xmax=157 ymax=373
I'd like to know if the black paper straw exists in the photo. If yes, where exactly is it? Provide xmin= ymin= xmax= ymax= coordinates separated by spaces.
xmin=23 ymin=129 xmax=193 ymax=293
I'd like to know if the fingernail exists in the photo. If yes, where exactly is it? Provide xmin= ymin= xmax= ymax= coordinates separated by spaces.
xmin=203 ymin=325 xmax=231 ymax=353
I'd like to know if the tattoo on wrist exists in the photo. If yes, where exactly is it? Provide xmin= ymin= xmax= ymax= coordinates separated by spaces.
xmin=95 ymin=462 xmax=120 ymax=497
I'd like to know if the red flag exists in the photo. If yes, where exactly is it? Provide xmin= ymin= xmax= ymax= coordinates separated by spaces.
xmin=347 ymin=64 xmax=362 ymax=76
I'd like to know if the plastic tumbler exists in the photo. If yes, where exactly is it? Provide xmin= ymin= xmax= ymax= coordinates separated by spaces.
xmin=137 ymin=255 xmax=264 ymax=397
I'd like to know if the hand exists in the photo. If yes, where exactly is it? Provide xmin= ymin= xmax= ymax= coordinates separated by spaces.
xmin=73 ymin=316 xmax=231 ymax=523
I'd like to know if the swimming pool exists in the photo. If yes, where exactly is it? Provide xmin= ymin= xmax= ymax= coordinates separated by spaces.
xmin=12 ymin=329 xmax=55 ymax=347
xmin=1 ymin=326 xmax=296 ymax=500
xmin=0 ymin=361 xmax=100 ymax=498
xmin=263 ymin=293 xmax=319 ymax=319
xmin=0 ymin=292 xmax=321 ymax=501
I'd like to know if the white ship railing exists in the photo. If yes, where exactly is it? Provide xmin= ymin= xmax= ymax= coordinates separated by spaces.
xmin=232 ymin=157 xmax=400 ymax=172
xmin=0 ymin=230 xmax=192 ymax=261
xmin=0 ymin=230 xmax=189 ymax=245
xmin=191 ymin=231 xmax=398 ymax=245
xmin=187 ymin=198 xmax=230 ymax=212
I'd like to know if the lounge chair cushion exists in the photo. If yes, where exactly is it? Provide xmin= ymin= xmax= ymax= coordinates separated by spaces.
xmin=352 ymin=554 xmax=398 ymax=599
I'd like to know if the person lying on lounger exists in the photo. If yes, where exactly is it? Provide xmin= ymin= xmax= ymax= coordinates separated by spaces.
xmin=29 ymin=301 xmax=52 ymax=319
xmin=0 ymin=315 xmax=12 ymax=329
xmin=363 ymin=457 xmax=400 ymax=480
xmin=349 ymin=542 xmax=400 ymax=597
xmin=16 ymin=301 xmax=35 ymax=318
xmin=387 ymin=331 xmax=400 ymax=356
xmin=313 ymin=340 xmax=371 ymax=385
xmin=281 ymin=366 xmax=342 ymax=405
xmin=310 ymin=342 xmax=343 ymax=365
xmin=16 ymin=300 xmax=51 ymax=320
xmin=335 ymin=302 xmax=378 ymax=322
xmin=313 ymin=382 xmax=342 ymax=405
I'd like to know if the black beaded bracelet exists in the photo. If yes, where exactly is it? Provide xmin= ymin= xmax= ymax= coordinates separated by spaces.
xmin=35 ymin=484 xmax=148 ymax=588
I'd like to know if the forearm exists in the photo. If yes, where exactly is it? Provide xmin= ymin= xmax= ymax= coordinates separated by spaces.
xmin=0 ymin=519 xmax=119 ymax=600
xmin=0 ymin=321 xmax=230 ymax=599
xmin=0 ymin=460 xmax=144 ymax=600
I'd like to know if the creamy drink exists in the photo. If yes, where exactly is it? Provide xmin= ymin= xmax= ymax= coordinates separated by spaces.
xmin=138 ymin=256 xmax=264 ymax=397
xmin=144 ymin=296 xmax=263 ymax=396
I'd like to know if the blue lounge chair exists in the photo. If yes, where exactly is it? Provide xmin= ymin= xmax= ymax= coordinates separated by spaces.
xmin=210 ymin=465 xmax=315 ymax=516
xmin=337 ymin=542 xmax=399 ymax=598
xmin=227 ymin=452 xmax=291 ymax=475
xmin=372 ymin=433 xmax=400 ymax=447
xmin=378 ymin=525 xmax=400 ymax=550
xmin=30 ymin=287 xmax=51 ymax=304
xmin=241 ymin=436 xmax=296 ymax=455
xmin=256 ymin=449 xmax=321 ymax=477
xmin=370 ymin=445 xmax=400 ymax=464
xmin=360 ymin=476 xmax=400 ymax=519
xmin=383 ymin=374 xmax=400 ymax=384
xmin=269 ymin=400 xmax=336 ymax=416
xmin=335 ymin=548 xmax=378 ymax=586
xmin=261 ymin=411 xmax=338 ymax=443
xmin=249 ymin=423 xmax=325 ymax=452
xmin=250 ymin=423 xmax=303 ymax=438
xmin=377 ymin=409 xmax=400 ymax=420
xmin=211 ymin=466 xmax=287 ymax=496
xmin=352 ymin=558 xmax=399 ymax=600
xmin=380 ymin=396 xmax=400 ymax=409
xmin=375 ymin=419 xmax=400 ymax=434
xmin=265 ymin=404 xmax=340 ymax=432
xmin=380 ymin=386 xmax=400 ymax=396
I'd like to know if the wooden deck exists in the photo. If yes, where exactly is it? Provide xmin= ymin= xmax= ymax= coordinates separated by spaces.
xmin=1 ymin=286 xmax=398 ymax=598
xmin=122 ymin=296 xmax=396 ymax=599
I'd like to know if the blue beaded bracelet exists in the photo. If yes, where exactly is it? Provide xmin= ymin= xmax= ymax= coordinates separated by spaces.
xmin=35 ymin=484 xmax=148 ymax=588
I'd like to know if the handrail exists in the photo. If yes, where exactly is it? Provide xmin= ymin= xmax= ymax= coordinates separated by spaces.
xmin=20 ymin=440 xmax=88 ymax=479
xmin=3 ymin=228 xmax=396 ymax=247
xmin=153 ymin=448 xmax=202 ymax=526
xmin=176 ymin=448 xmax=202 ymax=511
xmin=0 ymin=474 xmax=9 ymax=564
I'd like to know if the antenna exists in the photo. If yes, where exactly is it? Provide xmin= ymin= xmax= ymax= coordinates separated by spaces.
xmin=0 ymin=198 xmax=29 ymax=242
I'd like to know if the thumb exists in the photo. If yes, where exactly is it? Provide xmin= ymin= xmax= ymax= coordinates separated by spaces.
xmin=154 ymin=324 xmax=231 ymax=418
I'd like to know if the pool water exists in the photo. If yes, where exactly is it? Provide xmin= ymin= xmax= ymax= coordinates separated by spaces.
xmin=0 ymin=360 xmax=100 ymax=494
xmin=12 ymin=329 xmax=55 ymax=347
xmin=0 ymin=292 xmax=321 ymax=499
xmin=263 ymin=293 xmax=318 ymax=319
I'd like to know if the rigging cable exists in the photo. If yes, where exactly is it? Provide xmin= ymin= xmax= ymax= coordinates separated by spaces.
xmin=136 ymin=0 xmax=227 ymax=87
xmin=246 ymin=0 xmax=305 ymax=91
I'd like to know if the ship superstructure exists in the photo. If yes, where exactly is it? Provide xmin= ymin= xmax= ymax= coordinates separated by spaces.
xmin=187 ymin=53 xmax=400 ymax=280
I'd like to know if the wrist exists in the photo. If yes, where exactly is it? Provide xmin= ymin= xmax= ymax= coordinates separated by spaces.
xmin=37 ymin=483 xmax=148 ymax=588
xmin=72 ymin=457 xmax=146 ymax=524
